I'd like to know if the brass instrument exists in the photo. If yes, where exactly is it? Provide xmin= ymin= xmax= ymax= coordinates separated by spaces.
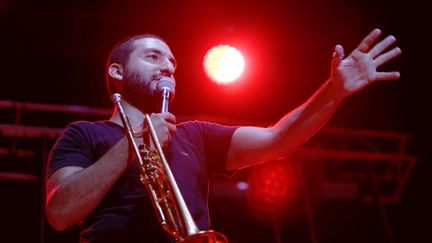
xmin=112 ymin=92 xmax=228 ymax=243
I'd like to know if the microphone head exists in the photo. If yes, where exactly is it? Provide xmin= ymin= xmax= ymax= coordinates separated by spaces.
xmin=156 ymin=77 xmax=175 ymax=113
xmin=156 ymin=77 xmax=175 ymax=95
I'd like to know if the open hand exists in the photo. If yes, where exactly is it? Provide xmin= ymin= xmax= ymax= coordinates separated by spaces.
xmin=330 ymin=28 xmax=402 ymax=97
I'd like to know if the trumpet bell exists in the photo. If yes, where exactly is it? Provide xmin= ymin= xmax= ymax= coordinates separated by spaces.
xmin=180 ymin=230 xmax=228 ymax=243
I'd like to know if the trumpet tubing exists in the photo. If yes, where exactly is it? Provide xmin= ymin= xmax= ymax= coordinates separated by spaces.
xmin=112 ymin=93 xmax=228 ymax=243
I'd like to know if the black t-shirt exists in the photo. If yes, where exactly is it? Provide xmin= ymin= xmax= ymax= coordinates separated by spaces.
xmin=47 ymin=120 xmax=237 ymax=243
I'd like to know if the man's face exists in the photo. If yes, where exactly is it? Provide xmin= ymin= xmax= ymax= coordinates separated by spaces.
xmin=122 ymin=37 xmax=177 ymax=112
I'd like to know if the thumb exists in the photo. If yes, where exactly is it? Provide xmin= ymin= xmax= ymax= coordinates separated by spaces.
xmin=331 ymin=44 xmax=345 ymax=67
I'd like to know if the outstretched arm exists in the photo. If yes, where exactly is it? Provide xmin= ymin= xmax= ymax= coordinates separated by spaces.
xmin=226 ymin=28 xmax=401 ymax=170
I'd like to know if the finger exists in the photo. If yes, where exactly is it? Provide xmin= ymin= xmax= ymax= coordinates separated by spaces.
xmin=159 ymin=112 xmax=176 ymax=123
xmin=332 ymin=44 xmax=345 ymax=59
xmin=162 ymin=134 xmax=172 ymax=148
xmin=369 ymin=35 xmax=397 ymax=58
xmin=374 ymin=47 xmax=402 ymax=66
xmin=356 ymin=28 xmax=382 ymax=52
xmin=331 ymin=44 xmax=344 ymax=68
xmin=376 ymin=71 xmax=401 ymax=81
xmin=149 ymin=113 xmax=157 ymax=120
xmin=168 ymin=124 xmax=177 ymax=134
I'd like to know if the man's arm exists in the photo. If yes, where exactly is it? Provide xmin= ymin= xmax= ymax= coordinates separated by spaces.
xmin=45 ymin=112 xmax=176 ymax=231
xmin=45 ymin=136 xmax=129 ymax=231
xmin=226 ymin=28 xmax=401 ymax=170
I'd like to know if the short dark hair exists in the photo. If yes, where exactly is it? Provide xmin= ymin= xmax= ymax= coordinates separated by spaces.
xmin=105 ymin=34 xmax=166 ymax=94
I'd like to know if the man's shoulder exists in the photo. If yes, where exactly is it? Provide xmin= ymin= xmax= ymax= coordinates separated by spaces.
xmin=66 ymin=120 xmax=117 ymax=130
xmin=177 ymin=120 xmax=204 ymax=127
xmin=176 ymin=120 xmax=213 ymax=132
xmin=178 ymin=120 xmax=236 ymax=129
xmin=61 ymin=120 xmax=121 ymax=138
xmin=176 ymin=120 xmax=238 ymax=137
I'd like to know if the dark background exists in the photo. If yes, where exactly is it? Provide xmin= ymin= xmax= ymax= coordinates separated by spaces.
xmin=0 ymin=0 xmax=431 ymax=242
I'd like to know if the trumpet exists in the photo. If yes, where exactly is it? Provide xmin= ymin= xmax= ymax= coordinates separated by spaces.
xmin=112 ymin=85 xmax=227 ymax=242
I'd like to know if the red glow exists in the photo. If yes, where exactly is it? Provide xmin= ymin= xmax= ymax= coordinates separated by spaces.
xmin=247 ymin=160 xmax=297 ymax=221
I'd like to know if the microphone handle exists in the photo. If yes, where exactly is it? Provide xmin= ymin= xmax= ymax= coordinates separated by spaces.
xmin=160 ymin=88 xmax=171 ymax=113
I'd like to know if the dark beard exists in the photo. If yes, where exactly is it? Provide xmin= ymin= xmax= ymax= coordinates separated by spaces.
xmin=122 ymin=71 xmax=160 ymax=113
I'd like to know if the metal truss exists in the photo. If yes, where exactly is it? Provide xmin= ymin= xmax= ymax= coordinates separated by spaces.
xmin=0 ymin=100 xmax=416 ymax=204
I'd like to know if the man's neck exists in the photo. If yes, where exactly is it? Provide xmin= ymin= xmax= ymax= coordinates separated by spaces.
xmin=110 ymin=100 xmax=145 ymax=129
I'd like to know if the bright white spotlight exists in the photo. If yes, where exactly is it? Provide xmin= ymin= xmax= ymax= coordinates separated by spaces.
xmin=203 ymin=45 xmax=245 ymax=84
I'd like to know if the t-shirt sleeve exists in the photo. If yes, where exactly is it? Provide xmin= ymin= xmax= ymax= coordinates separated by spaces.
xmin=201 ymin=122 xmax=238 ymax=176
xmin=46 ymin=122 xmax=94 ymax=178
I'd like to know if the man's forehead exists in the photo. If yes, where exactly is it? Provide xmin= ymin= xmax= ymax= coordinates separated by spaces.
xmin=132 ymin=37 xmax=173 ymax=55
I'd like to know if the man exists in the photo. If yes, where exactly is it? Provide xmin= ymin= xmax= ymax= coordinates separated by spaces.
xmin=45 ymin=29 xmax=401 ymax=242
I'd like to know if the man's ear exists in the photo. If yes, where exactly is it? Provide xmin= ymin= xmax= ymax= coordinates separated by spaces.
xmin=108 ymin=63 xmax=124 ymax=81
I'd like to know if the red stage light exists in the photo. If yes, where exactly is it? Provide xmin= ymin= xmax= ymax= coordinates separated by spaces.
xmin=203 ymin=45 xmax=245 ymax=84
xmin=247 ymin=160 xmax=298 ymax=221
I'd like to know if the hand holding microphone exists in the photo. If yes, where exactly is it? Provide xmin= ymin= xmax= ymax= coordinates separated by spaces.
xmin=149 ymin=77 xmax=176 ymax=148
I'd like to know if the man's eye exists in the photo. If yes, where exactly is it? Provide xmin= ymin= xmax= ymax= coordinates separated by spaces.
xmin=147 ymin=54 xmax=160 ymax=60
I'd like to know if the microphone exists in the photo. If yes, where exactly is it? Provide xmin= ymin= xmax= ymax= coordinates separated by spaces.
xmin=156 ymin=77 xmax=175 ymax=113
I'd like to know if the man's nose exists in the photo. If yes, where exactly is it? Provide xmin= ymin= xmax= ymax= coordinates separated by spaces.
xmin=160 ymin=59 xmax=175 ymax=76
